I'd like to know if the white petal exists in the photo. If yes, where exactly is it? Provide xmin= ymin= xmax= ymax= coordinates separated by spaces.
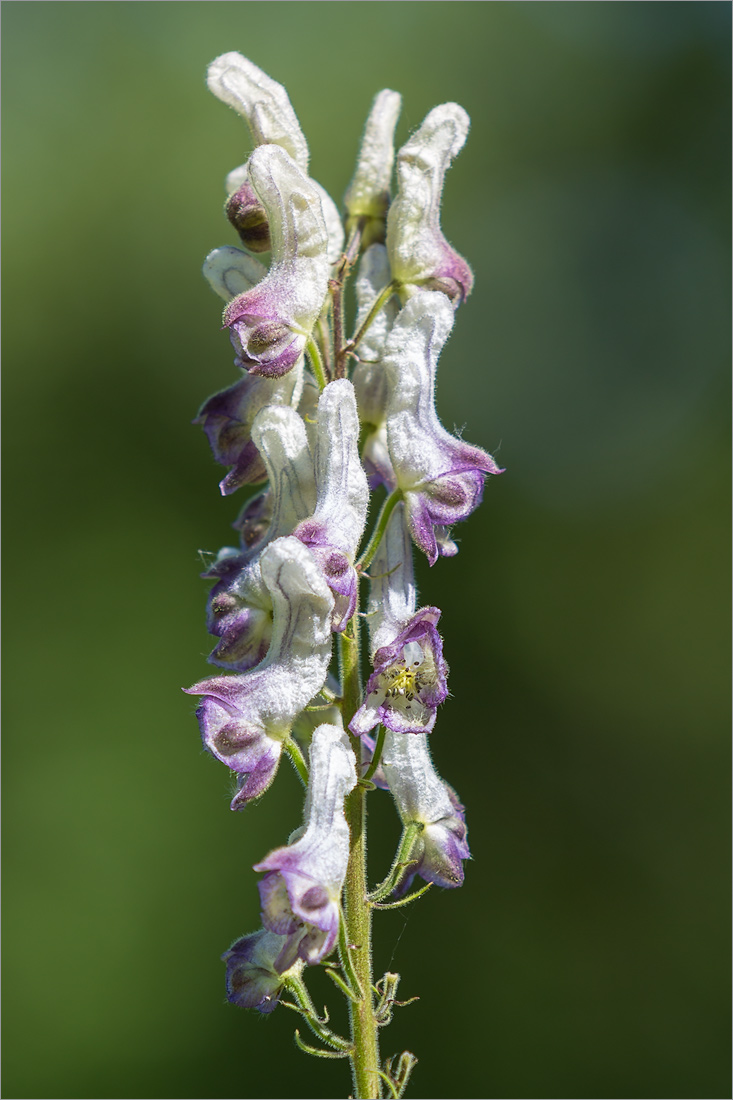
xmin=203 ymin=246 xmax=268 ymax=302
xmin=367 ymin=502 xmax=416 ymax=654
xmin=345 ymin=89 xmax=402 ymax=221
xmin=251 ymin=404 xmax=316 ymax=539
xmin=381 ymin=728 xmax=456 ymax=826
xmin=207 ymin=53 xmax=309 ymax=171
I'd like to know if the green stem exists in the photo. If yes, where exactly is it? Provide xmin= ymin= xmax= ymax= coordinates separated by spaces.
xmin=357 ymin=490 xmax=402 ymax=572
xmin=284 ymin=975 xmax=352 ymax=1052
xmin=368 ymin=823 xmax=423 ymax=904
xmin=282 ymin=739 xmax=309 ymax=787
xmin=306 ymin=336 xmax=329 ymax=392
xmin=362 ymin=725 xmax=386 ymax=784
xmin=340 ymin=608 xmax=382 ymax=1099
xmin=347 ymin=280 xmax=399 ymax=357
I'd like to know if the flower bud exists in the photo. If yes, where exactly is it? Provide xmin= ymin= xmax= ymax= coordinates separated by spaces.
xmin=345 ymin=89 xmax=401 ymax=246
xmin=225 ymin=180 xmax=271 ymax=253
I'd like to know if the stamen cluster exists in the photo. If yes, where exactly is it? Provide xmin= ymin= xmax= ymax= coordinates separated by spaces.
xmin=186 ymin=52 xmax=501 ymax=1096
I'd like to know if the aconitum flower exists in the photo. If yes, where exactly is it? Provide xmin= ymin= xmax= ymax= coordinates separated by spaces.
xmin=350 ymin=606 xmax=448 ymax=736
xmin=222 ymin=145 xmax=331 ymax=377
xmin=350 ymin=502 xmax=448 ymax=737
xmin=381 ymin=734 xmax=469 ymax=894
xmin=387 ymin=103 xmax=473 ymax=304
xmin=194 ymin=366 xmax=304 ymax=495
xmin=207 ymin=52 xmax=344 ymax=263
xmin=185 ymin=536 xmax=334 ymax=808
xmin=294 ymin=380 xmax=369 ymax=631
xmin=222 ymin=929 xmax=304 ymax=1014
xmin=382 ymin=291 xmax=503 ymax=565
xmin=255 ymin=723 xmax=357 ymax=967
xmin=202 ymin=405 xmax=316 ymax=670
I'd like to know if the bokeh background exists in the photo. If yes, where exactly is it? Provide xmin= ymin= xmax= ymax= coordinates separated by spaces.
xmin=3 ymin=3 xmax=730 ymax=1098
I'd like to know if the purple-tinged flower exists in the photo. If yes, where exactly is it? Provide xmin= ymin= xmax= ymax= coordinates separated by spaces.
xmin=222 ymin=145 xmax=331 ymax=377
xmin=184 ymin=537 xmax=334 ymax=808
xmin=350 ymin=606 xmax=448 ymax=737
xmin=387 ymin=103 xmax=473 ymax=305
xmin=202 ymin=404 xmax=316 ymax=671
xmin=381 ymin=733 xmax=469 ymax=894
xmin=207 ymin=53 xmax=344 ymax=265
xmin=222 ymin=929 xmax=303 ymax=1014
xmin=294 ymin=380 xmax=369 ymax=631
xmin=233 ymin=486 xmax=274 ymax=556
xmin=350 ymin=504 xmax=448 ymax=737
xmin=255 ymin=723 xmax=357 ymax=967
xmin=344 ymin=90 xmax=402 ymax=247
xmin=351 ymin=504 xmax=468 ymax=889
xmin=194 ymin=363 xmax=304 ymax=496
xmin=382 ymin=291 xmax=503 ymax=565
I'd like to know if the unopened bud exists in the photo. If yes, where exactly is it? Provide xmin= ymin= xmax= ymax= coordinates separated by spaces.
xmin=225 ymin=181 xmax=271 ymax=252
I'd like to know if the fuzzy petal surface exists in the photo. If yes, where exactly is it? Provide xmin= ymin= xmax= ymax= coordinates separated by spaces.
xmin=255 ymin=724 xmax=357 ymax=964
xmin=185 ymin=538 xmax=334 ymax=807
xmin=387 ymin=103 xmax=473 ymax=303
xmin=223 ymin=146 xmax=330 ymax=377
xmin=382 ymin=291 xmax=503 ymax=563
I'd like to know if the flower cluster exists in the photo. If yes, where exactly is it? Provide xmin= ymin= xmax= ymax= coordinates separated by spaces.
xmin=187 ymin=53 xmax=501 ymax=1064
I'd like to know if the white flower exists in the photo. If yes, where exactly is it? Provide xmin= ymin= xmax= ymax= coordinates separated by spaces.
xmin=185 ymin=537 xmax=334 ymax=808
xmin=387 ymin=103 xmax=473 ymax=303
xmin=255 ymin=723 xmax=357 ymax=966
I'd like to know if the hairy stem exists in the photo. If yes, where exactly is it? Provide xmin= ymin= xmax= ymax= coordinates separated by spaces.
xmin=357 ymin=489 xmax=402 ymax=572
xmin=306 ymin=336 xmax=329 ymax=392
xmin=340 ymin=606 xmax=382 ymax=1099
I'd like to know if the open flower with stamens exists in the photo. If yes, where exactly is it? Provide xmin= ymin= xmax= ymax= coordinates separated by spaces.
xmin=353 ymin=504 xmax=469 ymax=888
xmin=293 ymin=380 xmax=368 ymax=631
xmin=387 ymin=103 xmax=473 ymax=304
xmin=222 ymin=929 xmax=304 ymax=1014
xmin=185 ymin=537 xmax=334 ymax=808
xmin=255 ymin=723 xmax=357 ymax=967
xmin=350 ymin=606 xmax=448 ymax=736
xmin=350 ymin=503 xmax=448 ymax=737
xmin=222 ymin=145 xmax=331 ymax=377
xmin=382 ymin=291 xmax=503 ymax=565
xmin=203 ymin=404 xmax=316 ymax=670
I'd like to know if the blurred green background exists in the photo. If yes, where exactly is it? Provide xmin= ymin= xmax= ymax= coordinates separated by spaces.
xmin=3 ymin=3 xmax=730 ymax=1098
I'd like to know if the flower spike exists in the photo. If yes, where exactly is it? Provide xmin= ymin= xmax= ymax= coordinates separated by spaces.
xmin=184 ymin=537 xmax=334 ymax=807
xmin=255 ymin=723 xmax=357 ymax=967
xmin=387 ymin=103 xmax=473 ymax=304
xmin=382 ymin=291 xmax=503 ymax=565
xmin=223 ymin=145 xmax=331 ymax=377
